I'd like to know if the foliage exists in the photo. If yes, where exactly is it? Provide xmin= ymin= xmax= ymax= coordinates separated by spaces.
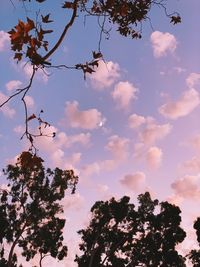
xmin=188 ymin=218 xmax=200 ymax=266
xmin=0 ymin=151 xmax=78 ymax=267
xmin=76 ymin=192 xmax=186 ymax=267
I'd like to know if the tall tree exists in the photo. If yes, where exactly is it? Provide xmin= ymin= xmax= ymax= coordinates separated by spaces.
xmin=76 ymin=192 xmax=186 ymax=267
xmin=0 ymin=151 xmax=78 ymax=267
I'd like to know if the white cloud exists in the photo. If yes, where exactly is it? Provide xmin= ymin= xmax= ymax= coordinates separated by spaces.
xmin=120 ymin=171 xmax=146 ymax=191
xmin=64 ymin=101 xmax=105 ymax=130
xmin=105 ymin=135 xmax=130 ymax=161
xmin=0 ymin=31 xmax=9 ymax=51
xmin=139 ymin=120 xmax=172 ymax=145
xmin=128 ymin=113 xmax=146 ymax=129
xmin=150 ymin=31 xmax=177 ymax=58
xmin=6 ymin=80 xmax=22 ymax=91
xmin=112 ymin=81 xmax=138 ymax=109
xmin=146 ymin=146 xmax=163 ymax=169
xmin=186 ymin=73 xmax=200 ymax=88
xmin=0 ymin=92 xmax=16 ymax=118
xmin=171 ymin=175 xmax=200 ymax=200
xmin=89 ymin=60 xmax=120 ymax=89
xmin=159 ymin=88 xmax=200 ymax=119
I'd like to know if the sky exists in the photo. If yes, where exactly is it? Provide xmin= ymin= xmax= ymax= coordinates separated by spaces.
xmin=0 ymin=0 xmax=200 ymax=266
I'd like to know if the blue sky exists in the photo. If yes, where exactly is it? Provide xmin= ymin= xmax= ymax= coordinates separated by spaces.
xmin=1 ymin=0 xmax=200 ymax=266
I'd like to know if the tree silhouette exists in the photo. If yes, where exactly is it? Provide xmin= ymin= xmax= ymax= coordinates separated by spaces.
xmin=0 ymin=151 xmax=78 ymax=267
xmin=188 ymin=218 xmax=200 ymax=266
xmin=76 ymin=192 xmax=186 ymax=267
xmin=1 ymin=0 xmax=181 ymax=148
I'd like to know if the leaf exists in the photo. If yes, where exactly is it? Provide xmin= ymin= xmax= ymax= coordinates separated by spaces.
xmin=92 ymin=51 xmax=102 ymax=59
xmin=41 ymin=29 xmax=53 ymax=35
xmin=62 ymin=1 xmax=74 ymax=9
xmin=14 ymin=53 xmax=23 ymax=62
xmin=89 ymin=60 xmax=99 ymax=67
xmin=27 ymin=114 xmax=36 ymax=122
xmin=41 ymin=14 xmax=53 ymax=23
xmin=25 ymin=17 xmax=35 ymax=32
xmin=170 ymin=15 xmax=181 ymax=25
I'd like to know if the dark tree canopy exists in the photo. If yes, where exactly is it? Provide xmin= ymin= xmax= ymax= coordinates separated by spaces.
xmin=76 ymin=192 xmax=186 ymax=267
xmin=188 ymin=218 xmax=200 ymax=267
xmin=0 ymin=151 xmax=78 ymax=267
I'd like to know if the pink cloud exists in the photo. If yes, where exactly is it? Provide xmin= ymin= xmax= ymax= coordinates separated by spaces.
xmin=112 ymin=81 xmax=138 ymax=109
xmin=0 ymin=92 xmax=16 ymax=118
xmin=64 ymin=101 xmax=105 ymax=129
xmin=81 ymin=162 xmax=100 ymax=178
xmin=120 ymin=171 xmax=146 ymax=191
xmin=62 ymin=193 xmax=85 ymax=211
xmin=190 ymin=134 xmax=200 ymax=152
xmin=19 ymin=61 xmax=49 ymax=83
xmin=48 ymin=149 xmax=82 ymax=171
xmin=133 ymin=142 xmax=146 ymax=159
xmin=128 ymin=113 xmax=146 ymax=129
xmin=81 ymin=159 xmax=116 ymax=178
xmin=186 ymin=72 xmax=200 ymax=88
xmin=6 ymin=80 xmax=22 ymax=91
xmin=150 ymin=31 xmax=177 ymax=58
xmin=36 ymin=128 xmax=91 ymax=152
xmin=146 ymin=146 xmax=163 ymax=169
xmin=105 ymin=135 xmax=130 ymax=161
xmin=0 ymin=31 xmax=9 ymax=51
xmin=24 ymin=95 xmax=35 ymax=108
xmin=139 ymin=120 xmax=172 ymax=144
xmin=182 ymin=157 xmax=200 ymax=172
xmin=159 ymin=88 xmax=200 ymax=119
xmin=89 ymin=60 xmax=120 ymax=89
xmin=167 ymin=194 xmax=183 ymax=206
xmin=171 ymin=174 xmax=200 ymax=200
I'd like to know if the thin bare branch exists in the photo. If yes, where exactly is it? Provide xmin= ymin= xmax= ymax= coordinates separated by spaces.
xmin=43 ymin=0 xmax=79 ymax=62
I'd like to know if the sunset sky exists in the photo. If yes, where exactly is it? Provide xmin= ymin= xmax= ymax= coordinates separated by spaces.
xmin=1 ymin=0 xmax=200 ymax=266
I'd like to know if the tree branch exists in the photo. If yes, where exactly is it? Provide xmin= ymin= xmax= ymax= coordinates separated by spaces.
xmin=42 ymin=0 xmax=79 ymax=62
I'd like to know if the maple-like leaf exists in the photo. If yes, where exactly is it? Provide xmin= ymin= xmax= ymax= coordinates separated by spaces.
xmin=41 ymin=14 xmax=53 ymax=23
xmin=170 ymin=15 xmax=181 ymax=25
xmin=27 ymin=114 xmax=36 ymax=122
xmin=62 ymin=1 xmax=74 ymax=9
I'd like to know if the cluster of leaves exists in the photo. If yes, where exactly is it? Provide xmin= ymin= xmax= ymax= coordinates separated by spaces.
xmin=76 ymin=192 xmax=187 ymax=267
xmin=88 ymin=0 xmax=181 ymax=38
xmin=75 ymin=51 xmax=103 ymax=79
xmin=9 ymin=15 xmax=53 ymax=65
xmin=9 ymin=0 xmax=181 ymax=65
xmin=0 ymin=151 xmax=78 ymax=267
